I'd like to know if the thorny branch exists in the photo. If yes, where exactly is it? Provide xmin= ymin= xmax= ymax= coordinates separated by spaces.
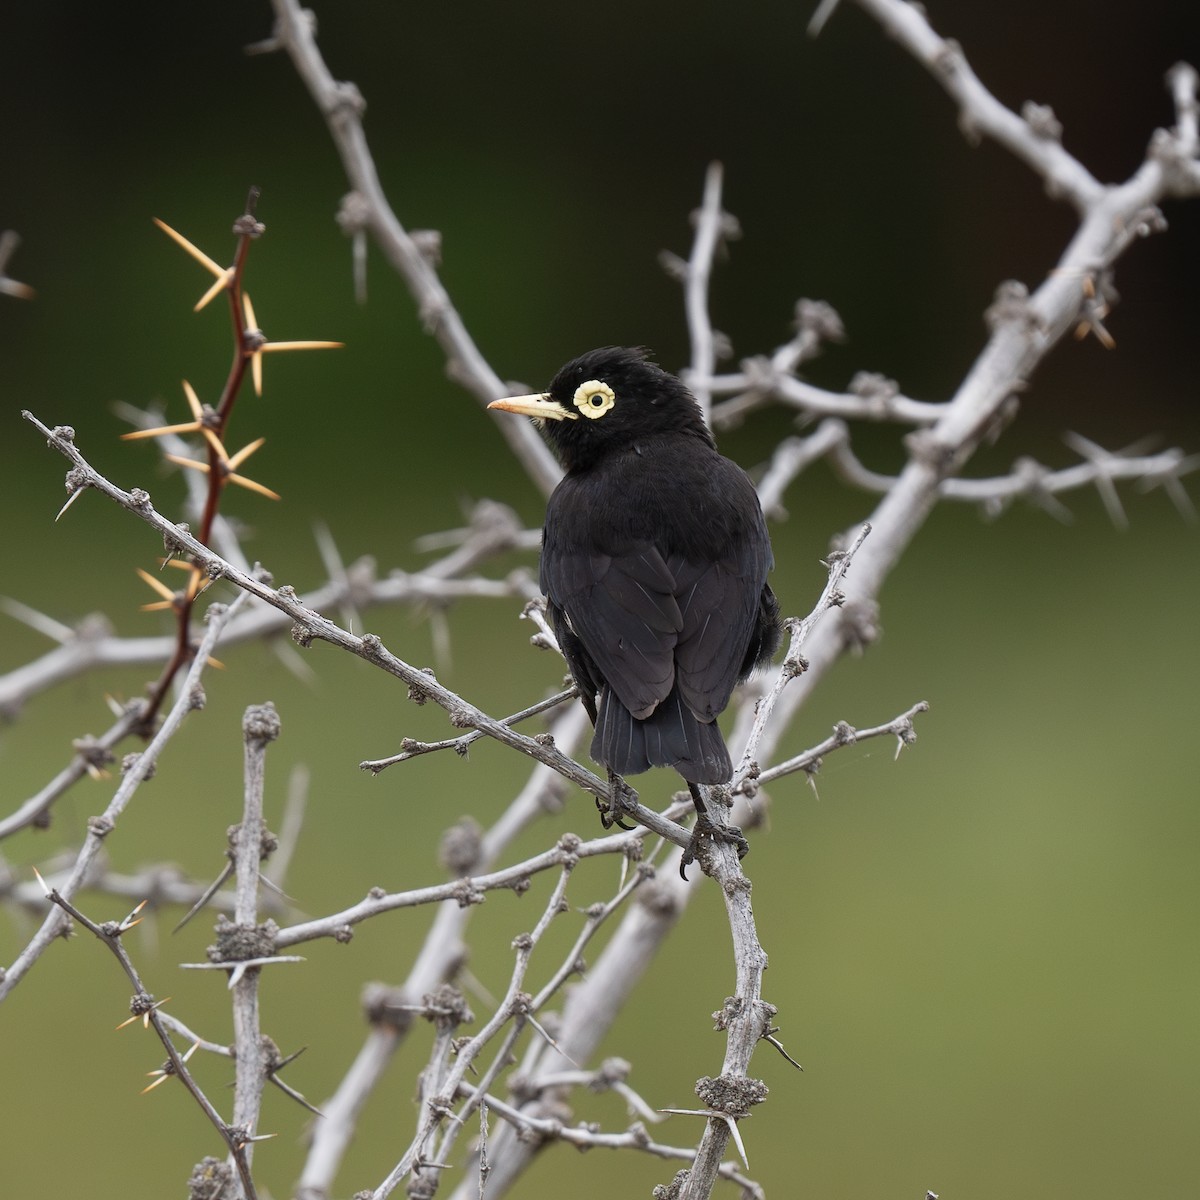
xmin=745 ymin=416 xmax=1198 ymax=523
xmin=16 ymin=413 xmax=682 ymax=832
xmin=740 ymin=701 xmax=931 ymax=796
xmin=1 ymin=588 xmax=251 ymax=1001
xmin=34 ymin=866 xmax=262 ymax=1200
xmin=456 ymin=1081 xmax=762 ymax=1192
xmin=0 ymin=699 xmax=150 ymax=838
xmin=0 ymin=485 xmax=538 ymax=723
xmin=227 ymin=703 xmax=281 ymax=1169
xmin=735 ymin=522 xmax=872 ymax=787
xmin=274 ymin=828 xmax=642 ymax=950
xmin=360 ymin=686 xmax=578 ymax=773
xmin=1 ymin=856 xmax=257 ymax=921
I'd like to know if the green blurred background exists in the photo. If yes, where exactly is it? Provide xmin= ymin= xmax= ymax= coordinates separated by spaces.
xmin=2 ymin=2 xmax=1198 ymax=1197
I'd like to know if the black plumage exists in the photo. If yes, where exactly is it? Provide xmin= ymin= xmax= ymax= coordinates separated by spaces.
xmin=489 ymin=347 xmax=780 ymax=859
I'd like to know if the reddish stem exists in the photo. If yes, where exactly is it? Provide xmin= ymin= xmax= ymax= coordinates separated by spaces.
xmin=142 ymin=199 xmax=261 ymax=721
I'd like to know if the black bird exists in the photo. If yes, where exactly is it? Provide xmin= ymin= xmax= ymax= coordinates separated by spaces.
xmin=489 ymin=347 xmax=780 ymax=868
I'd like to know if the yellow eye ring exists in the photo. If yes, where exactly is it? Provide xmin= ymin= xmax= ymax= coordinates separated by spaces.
xmin=573 ymin=380 xmax=615 ymax=419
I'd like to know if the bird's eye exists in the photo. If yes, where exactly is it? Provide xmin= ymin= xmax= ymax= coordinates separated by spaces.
xmin=573 ymin=380 xmax=615 ymax=419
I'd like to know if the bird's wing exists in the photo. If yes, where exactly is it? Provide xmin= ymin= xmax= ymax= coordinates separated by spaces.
xmin=541 ymin=543 xmax=683 ymax=721
xmin=669 ymin=517 xmax=773 ymax=721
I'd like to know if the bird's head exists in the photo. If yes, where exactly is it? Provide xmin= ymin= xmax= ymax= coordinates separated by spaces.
xmin=488 ymin=347 xmax=714 ymax=471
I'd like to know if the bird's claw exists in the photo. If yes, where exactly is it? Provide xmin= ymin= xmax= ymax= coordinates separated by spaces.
xmin=679 ymin=812 xmax=750 ymax=881
xmin=598 ymin=771 xmax=639 ymax=831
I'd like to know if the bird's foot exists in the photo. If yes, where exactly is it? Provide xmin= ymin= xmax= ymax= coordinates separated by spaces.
xmin=680 ymin=782 xmax=750 ymax=880
xmin=597 ymin=770 xmax=639 ymax=831
xmin=679 ymin=812 xmax=750 ymax=880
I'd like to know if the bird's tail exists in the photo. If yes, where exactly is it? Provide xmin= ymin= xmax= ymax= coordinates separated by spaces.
xmin=593 ymin=684 xmax=731 ymax=785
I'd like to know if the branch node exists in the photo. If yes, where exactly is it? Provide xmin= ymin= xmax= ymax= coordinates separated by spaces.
xmin=694 ymin=1073 xmax=769 ymax=1117
xmin=652 ymin=1169 xmax=690 ymax=1199
xmin=229 ymin=817 xmax=279 ymax=863
xmin=421 ymin=982 xmax=474 ymax=1030
xmin=187 ymin=1156 xmax=236 ymax=1200
xmin=336 ymin=190 xmax=370 ymax=234
xmin=452 ymin=879 xmax=486 ymax=908
xmin=847 ymin=370 xmax=899 ymax=415
xmin=242 ymin=701 xmax=281 ymax=745
xmin=121 ymin=752 xmax=154 ymax=779
xmin=362 ymin=983 xmax=413 ymax=1032
xmin=794 ymin=297 xmax=846 ymax=344
xmin=72 ymin=734 xmax=116 ymax=774
xmin=903 ymin=428 xmax=957 ymax=474
xmin=87 ymin=814 xmax=115 ymax=838
xmin=407 ymin=666 xmax=437 ymax=704
xmin=832 ymin=720 xmax=857 ymax=746
xmin=332 ymin=80 xmax=366 ymax=116
xmin=411 ymin=229 xmax=443 ymax=266
xmin=439 ymin=816 xmax=484 ymax=876
xmin=232 ymin=213 xmax=266 ymax=240
xmin=780 ymin=655 xmax=808 ymax=679
xmin=1022 ymin=100 xmax=1063 ymax=142
xmin=206 ymin=914 xmax=279 ymax=965
xmin=984 ymin=279 xmax=1037 ymax=332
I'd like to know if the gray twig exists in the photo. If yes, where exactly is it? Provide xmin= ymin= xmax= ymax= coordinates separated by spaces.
xmin=1 ymin=587 xmax=251 ymax=1001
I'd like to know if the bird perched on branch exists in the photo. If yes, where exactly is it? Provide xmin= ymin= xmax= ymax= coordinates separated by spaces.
xmin=489 ymin=347 xmax=780 ymax=873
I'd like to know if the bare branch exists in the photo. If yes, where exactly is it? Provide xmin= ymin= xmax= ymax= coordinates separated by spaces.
xmin=295 ymin=706 xmax=596 ymax=1197
xmin=711 ymin=362 xmax=943 ymax=430
xmin=0 ymin=539 xmax=538 ymax=715
xmin=457 ymin=1082 xmax=762 ymax=1191
xmin=825 ymin=435 xmax=1200 ymax=518
xmin=735 ymin=524 xmax=872 ymax=786
xmin=1 ymin=588 xmax=251 ymax=1001
xmin=678 ymin=161 xmax=736 ymax=419
xmin=223 ymin=703 xmax=284 ymax=1175
xmin=362 ymin=687 xmax=577 ymax=773
xmin=754 ymin=420 xmax=850 ymax=519
xmin=0 ymin=700 xmax=148 ymax=838
xmin=740 ymin=701 xmax=931 ymax=796
xmin=34 ymin=882 xmax=260 ymax=1199
xmin=832 ymin=0 xmax=1104 ymax=211
xmin=274 ymin=829 xmax=639 ymax=950
xmin=263 ymin=0 xmax=562 ymax=496
xmin=3 ymin=859 xmax=258 ymax=922
xmin=372 ymin=867 xmax=576 ymax=1198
